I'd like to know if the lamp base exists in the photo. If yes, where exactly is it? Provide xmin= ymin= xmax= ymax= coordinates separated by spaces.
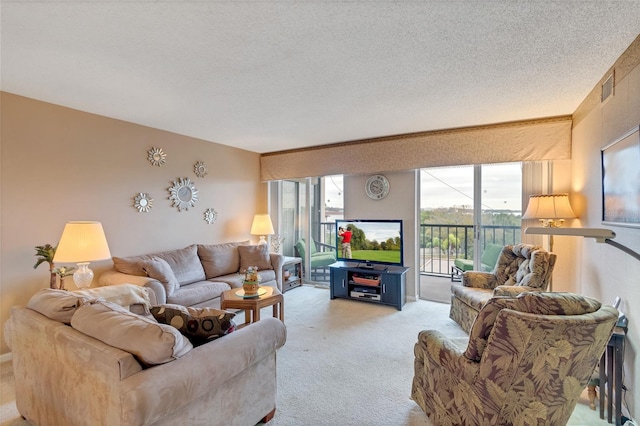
xmin=539 ymin=219 xmax=565 ymax=228
xmin=257 ymin=236 xmax=267 ymax=245
xmin=73 ymin=262 xmax=94 ymax=289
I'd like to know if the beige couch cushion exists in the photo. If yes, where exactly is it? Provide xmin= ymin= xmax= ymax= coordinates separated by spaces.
xmin=113 ymin=245 xmax=206 ymax=285
xmin=238 ymin=244 xmax=273 ymax=272
xmin=141 ymin=257 xmax=181 ymax=295
xmin=214 ymin=270 xmax=277 ymax=289
xmin=198 ymin=241 xmax=249 ymax=278
xmin=71 ymin=301 xmax=193 ymax=366
xmin=166 ymin=281 xmax=231 ymax=307
xmin=27 ymin=289 xmax=94 ymax=323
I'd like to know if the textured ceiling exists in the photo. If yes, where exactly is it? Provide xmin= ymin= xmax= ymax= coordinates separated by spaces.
xmin=1 ymin=1 xmax=639 ymax=154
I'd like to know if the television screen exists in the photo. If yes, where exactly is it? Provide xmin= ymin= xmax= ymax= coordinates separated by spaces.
xmin=335 ymin=219 xmax=403 ymax=266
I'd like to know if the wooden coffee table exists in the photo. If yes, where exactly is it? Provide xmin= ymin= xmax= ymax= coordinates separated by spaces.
xmin=220 ymin=286 xmax=284 ymax=327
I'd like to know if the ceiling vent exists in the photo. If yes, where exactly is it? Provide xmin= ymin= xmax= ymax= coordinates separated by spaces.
xmin=601 ymin=72 xmax=614 ymax=103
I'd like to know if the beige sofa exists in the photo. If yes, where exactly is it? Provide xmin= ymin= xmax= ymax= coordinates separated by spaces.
xmin=99 ymin=241 xmax=284 ymax=308
xmin=6 ymin=288 xmax=287 ymax=426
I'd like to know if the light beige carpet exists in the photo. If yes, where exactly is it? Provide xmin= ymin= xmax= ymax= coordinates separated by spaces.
xmin=1 ymin=285 xmax=608 ymax=425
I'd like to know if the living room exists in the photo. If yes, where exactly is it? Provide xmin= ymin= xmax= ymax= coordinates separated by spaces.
xmin=2 ymin=2 xmax=640 ymax=425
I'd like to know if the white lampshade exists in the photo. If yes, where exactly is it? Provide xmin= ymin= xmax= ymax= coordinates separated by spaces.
xmin=250 ymin=214 xmax=275 ymax=245
xmin=53 ymin=221 xmax=111 ymax=288
xmin=522 ymin=194 xmax=576 ymax=227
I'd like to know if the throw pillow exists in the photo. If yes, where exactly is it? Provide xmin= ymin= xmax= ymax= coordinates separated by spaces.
xmin=141 ymin=257 xmax=180 ymax=296
xmin=151 ymin=304 xmax=236 ymax=345
xmin=113 ymin=245 xmax=206 ymax=285
xmin=238 ymin=244 xmax=273 ymax=272
xmin=158 ymin=244 xmax=206 ymax=285
xmin=27 ymin=289 xmax=95 ymax=323
xmin=71 ymin=301 xmax=193 ymax=366
xmin=198 ymin=241 xmax=249 ymax=278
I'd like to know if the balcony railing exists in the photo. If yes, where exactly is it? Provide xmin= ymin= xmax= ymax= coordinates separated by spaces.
xmin=319 ymin=222 xmax=521 ymax=278
xmin=419 ymin=224 xmax=521 ymax=277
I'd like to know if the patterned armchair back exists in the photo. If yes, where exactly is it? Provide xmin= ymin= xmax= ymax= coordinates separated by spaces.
xmin=412 ymin=292 xmax=618 ymax=425
xmin=493 ymin=243 xmax=556 ymax=289
xmin=475 ymin=301 xmax=617 ymax=424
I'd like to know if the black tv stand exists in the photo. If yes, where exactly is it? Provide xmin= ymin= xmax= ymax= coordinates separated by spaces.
xmin=329 ymin=261 xmax=408 ymax=310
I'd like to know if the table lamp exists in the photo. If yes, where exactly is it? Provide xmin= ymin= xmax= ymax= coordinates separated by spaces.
xmin=522 ymin=193 xmax=576 ymax=228
xmin=53 ymin=221 xmax=112 ymax=289
xmin=250 ymin=214 xmax=275 ymax=245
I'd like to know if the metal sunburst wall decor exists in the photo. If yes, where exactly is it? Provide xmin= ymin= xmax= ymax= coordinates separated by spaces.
xmin=133 ymin=193 xmax=154 ymax=212
xmin=168 ymin=177 xmax=199 ymax=211
xmin=147 ymin=147 xmax=167 ymax=166
xmin=194 ymin=161 xmax=208 ymax=178
xmin=204 ymin=208 xmax=218 ymax=224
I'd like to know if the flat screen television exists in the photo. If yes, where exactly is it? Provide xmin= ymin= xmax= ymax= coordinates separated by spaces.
xmin=335 ymin=219 xmax=403 ymax=267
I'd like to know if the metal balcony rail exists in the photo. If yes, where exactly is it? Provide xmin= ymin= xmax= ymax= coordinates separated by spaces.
xmin=419 ymin=224 xmax=521 ymax=277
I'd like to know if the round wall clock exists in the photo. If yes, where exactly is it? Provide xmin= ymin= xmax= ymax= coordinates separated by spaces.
xmin=365 ymin=174 xmax=390 ymax=200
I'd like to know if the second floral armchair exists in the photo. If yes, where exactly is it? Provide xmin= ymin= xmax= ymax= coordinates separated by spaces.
xmin=449 ymin=243 xmax=556 ymax=333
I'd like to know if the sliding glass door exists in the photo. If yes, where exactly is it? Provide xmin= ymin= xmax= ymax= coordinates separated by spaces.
xmin=420 ymin=163 xmax=522 ymax=279
xmin=272 ymin=177 xmax=339 ymax=284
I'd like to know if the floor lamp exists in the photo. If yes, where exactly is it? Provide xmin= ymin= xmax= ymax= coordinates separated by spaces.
xmin=525 ymin=227 xmax=640 ymax=262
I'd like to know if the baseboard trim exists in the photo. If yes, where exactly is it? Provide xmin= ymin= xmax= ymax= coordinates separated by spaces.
xmin=0 ymin=352 xmax=13 ymax=363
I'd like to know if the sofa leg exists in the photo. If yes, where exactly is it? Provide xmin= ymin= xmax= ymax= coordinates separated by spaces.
xmin=261 ymin=408 xmax=276 ymax=423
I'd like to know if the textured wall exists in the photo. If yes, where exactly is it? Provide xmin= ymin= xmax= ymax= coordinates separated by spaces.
xmin=0 ymin=93 xmax=265 ymax=355
xmin=570 ymin=45 xmax=640 ymax=414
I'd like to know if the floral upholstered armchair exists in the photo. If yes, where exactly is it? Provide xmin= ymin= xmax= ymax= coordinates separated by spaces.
xmin=413 ymin=292 xmax=618 ymax=426
xmin=450 ymin=243 xmax=556 ymax=333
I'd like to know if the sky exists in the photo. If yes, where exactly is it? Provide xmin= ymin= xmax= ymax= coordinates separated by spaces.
xmin=323 ymin=163 xmax=522 ymax=212
xmin=420 ymin=164 xmax=522 ymax=212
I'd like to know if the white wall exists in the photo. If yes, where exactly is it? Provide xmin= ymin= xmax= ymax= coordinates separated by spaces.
xmin=343 ymin=170 xmax=419 ymax=300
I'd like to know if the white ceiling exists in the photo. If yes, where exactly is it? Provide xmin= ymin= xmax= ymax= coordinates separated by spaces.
xmin=1 ymin=2 xmax=639 ymax=154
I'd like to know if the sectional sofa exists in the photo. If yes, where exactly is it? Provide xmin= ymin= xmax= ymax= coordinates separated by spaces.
xmin=6 ymin=286 xmax=287 ymax=425
xmin=99 ymin=241 xmax=284 ymax=308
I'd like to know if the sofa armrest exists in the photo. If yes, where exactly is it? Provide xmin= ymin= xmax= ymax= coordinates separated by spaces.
xmin=493 ymin=285 xmax=543 ymax=297
xmin=269 ymin=253 xmax=285 ymax=291
xmin=98 ymin=270 xmax=164 ymax=305
xmin=120 ymin=317 xmax=287 ymax=425
xmin=462 ymin=271 xmax=498 ymax=289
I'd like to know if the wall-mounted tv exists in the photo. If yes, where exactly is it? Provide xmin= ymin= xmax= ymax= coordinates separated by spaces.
xmin=601 ymin=125 xmax=640 ymax=228
xmin=335 ymin=219 xmax=403 ymax=267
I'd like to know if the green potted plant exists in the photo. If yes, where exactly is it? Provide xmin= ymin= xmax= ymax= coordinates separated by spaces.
xmin=34 ymin=244 xmax=57 ymax=289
